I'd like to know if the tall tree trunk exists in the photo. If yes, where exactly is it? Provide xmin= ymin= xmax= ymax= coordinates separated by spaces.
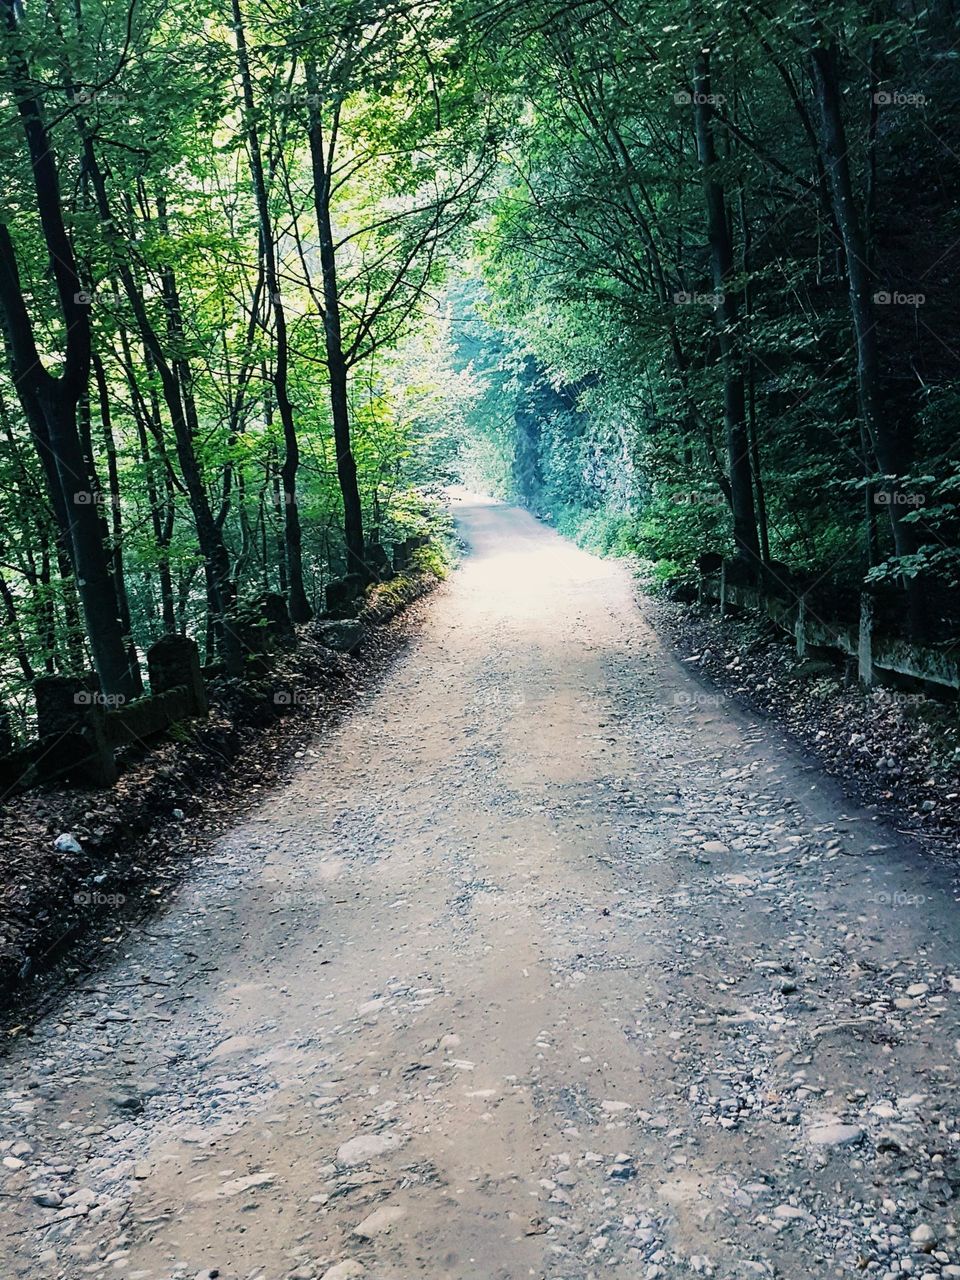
xmin=809 ymin=40 xmax=926 ymax=637
xmin=305 ymin=62 xmax=367 ymax=579
xmin=232 ymin=0 xmax=312 ymax=620
xmin=0 ymin=0 xmax=141 ymax=698
xmin=152 ymin=190 xmax=242 ymax=669
xmin=266 ymin=438 xmax=288 ymax=595
xmin=56 ymin=541 xmax=86 ymax=673
xmin=737 ymin=184 xmax=771 ymax=566
xmin=119 ymin=328 xmax=178 ymax=634
xmin=0 ymin=566 xmax=33 ymax=682
xmin=38 ymin=538 xmax=56 ymax=674
xmin=73 ymin=124 xmax=242 ymax=670
xmin=92 ymin=353 xmax=140 ymax=673
xmin=692 ymin=51 xmax=760 ymax=568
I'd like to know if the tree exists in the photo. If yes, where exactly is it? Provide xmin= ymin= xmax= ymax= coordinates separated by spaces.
xmin=231 ymin=0 xmax=312 ymax=619
xmin=0 ymin=0 xmax=142 ymax=698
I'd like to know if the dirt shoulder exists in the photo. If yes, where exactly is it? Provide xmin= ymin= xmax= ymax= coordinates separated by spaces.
xmin=0 ymin=570 xmax=442 ymax=1029
xmin=646 ymin=590 xmax=960 ymax=851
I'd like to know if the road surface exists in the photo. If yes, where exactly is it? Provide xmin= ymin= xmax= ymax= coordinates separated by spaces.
xmin=1 ymin=497 xmax=959 ymax=1280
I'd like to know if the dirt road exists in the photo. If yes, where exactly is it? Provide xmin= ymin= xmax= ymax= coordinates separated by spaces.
xmin=2 ymin=497 xmax=959 ymax=1280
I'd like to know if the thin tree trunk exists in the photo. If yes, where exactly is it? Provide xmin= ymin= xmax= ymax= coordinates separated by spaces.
xmin=119 ymin=329 xmax=178 ymax=634
xmin=0 ymin=565 xmax=34 ymax=681
xmin=232 ymin=0 xmax=312 ymax=620
xmin=737 ymin=184 xmax=770 ymax=566
xmin=73 ymin=124 xmax=242 ymax=670
xmin=691 ymin=51 xmax=760 ymax=567
xmin=810 ymin=40 xmax=926 ymax=636
xmin=38 ymin=538 xmax=57 ymax=674
xmin=267 ymin=441 xmax=289 ymax=596
xmin=152 ymin=190 xmax=242 ymax=668
xmin=92 ymin=353 xmax=140 ymax=672
xmin=56 ymin=541 xmax=86 ymax=673
xmin=305 ymin=62 xmax=367 ymax=579
xmin=0 ymin=0 xmax=141 ymax=698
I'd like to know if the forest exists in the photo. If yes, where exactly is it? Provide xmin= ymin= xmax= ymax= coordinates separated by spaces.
xmin=4 ymin=4 xmax=960 ymax=1273
xmin=1 ymin=0 xmax=958 ymax=731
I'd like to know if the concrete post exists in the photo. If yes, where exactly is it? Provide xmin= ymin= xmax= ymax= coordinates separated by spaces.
xmin=858 ymin=594 xmax=875 ymax=686
xmin=391 ymin=541 xmax=409 ymax=573
xmin=33 ymin=673 xmax=117 ymax=786
xmin=258 ymin=592 xmax=296 ymax=647
xmin=147 ymin=635 xmax=208 ymax=716
xmin=795 ymin=595 xmax=807 ymax=658
xmin=34 ymin=674 xmax=94 ymax=738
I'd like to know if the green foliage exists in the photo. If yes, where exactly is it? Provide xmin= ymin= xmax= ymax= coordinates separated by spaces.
xmin=0 ymin=0 xmax=492 ymax=722
xmin=442 ymin=0 xmax=960 ymax=644
xmin=0 ymin=0 xmax=958 ymax=721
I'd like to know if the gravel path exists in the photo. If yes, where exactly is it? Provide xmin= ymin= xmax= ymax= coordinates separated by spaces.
xmin=1 ymin=496 xmax=959 ymax=1280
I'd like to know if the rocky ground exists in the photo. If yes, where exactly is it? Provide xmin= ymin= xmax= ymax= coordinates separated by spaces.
xmin=0 ymin=570 xmax=438 ymax=1013
xmin=0 ymin=497 xmax=958 ymax=1280
xmin=652 ymin=597 xmax=960 ymax=844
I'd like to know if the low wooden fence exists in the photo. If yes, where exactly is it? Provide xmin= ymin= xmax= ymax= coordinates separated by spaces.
xmin=705 ymin=561 xmax=960 ymax=692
